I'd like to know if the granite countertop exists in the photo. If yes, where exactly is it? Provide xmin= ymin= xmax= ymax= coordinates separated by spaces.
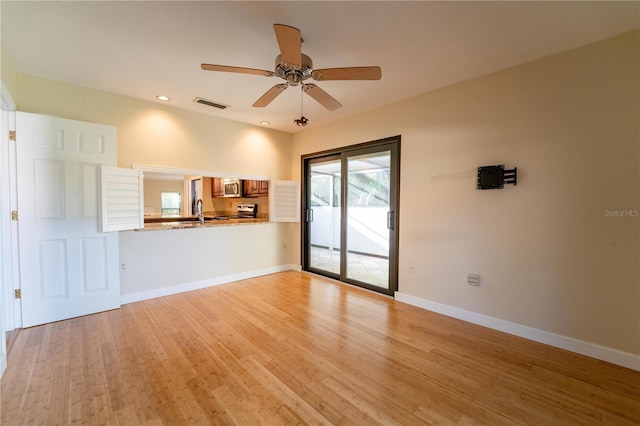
xmin=140 ymin=214 xmax=270 ymax=231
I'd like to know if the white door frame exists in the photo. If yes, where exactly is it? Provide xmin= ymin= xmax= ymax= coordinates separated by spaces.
xmin=1 ymin=81 xmax=17 ymax=378
xmin=186 ymin=176 xmax=202 ymax=215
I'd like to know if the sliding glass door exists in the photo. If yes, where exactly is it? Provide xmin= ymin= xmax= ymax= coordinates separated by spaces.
xmin=345 ymin=149 xmax=393 ymax=288
xmin=303 ymin=137 xmax=400 ymax=295
xmin=307 ymin=155 xmax=342 ymax=277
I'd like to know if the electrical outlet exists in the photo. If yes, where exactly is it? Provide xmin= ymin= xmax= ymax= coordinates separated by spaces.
xmin=467 ymin=274 xmax=479 ymax=286
xmin=119 ymin=262 xmax=128 ymax=273
xmin=408 ymin=262 xmax=415 ymax=273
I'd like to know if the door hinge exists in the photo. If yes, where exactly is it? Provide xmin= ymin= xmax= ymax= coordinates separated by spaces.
xmin=11 ymin=210 xmax=18 ymax=221
xmin=9 ymin=130 xmax=16 ymax=141
xmin=14 ymin=289 xmax=21 ymax=299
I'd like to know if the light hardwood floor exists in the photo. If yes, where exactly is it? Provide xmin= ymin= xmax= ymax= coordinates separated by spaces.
xmin=1 ymin=271 xmax=639 ymax=425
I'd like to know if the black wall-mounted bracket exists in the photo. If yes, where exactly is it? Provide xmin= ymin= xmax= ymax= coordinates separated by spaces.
xmin=503 ymin=167 xmax=517 ymax=186
xmin=477 ymin=165 xmax=518 ymax=190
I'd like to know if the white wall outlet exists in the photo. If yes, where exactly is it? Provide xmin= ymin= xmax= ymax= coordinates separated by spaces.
xmin=408 ymin=262 xmax=415 ymax=273
xmin=119 ymin=261 xmax=128 ymax=273
xmin=467 ymin=274 xmax=479 ymax=286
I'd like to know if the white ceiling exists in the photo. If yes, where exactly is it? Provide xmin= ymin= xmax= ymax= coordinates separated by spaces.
xmin=2 ymin=1 xmax=638 ymax=134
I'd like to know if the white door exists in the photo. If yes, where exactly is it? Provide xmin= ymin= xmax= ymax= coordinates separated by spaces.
xmin=17 ymin=112 xmax=120 ymax=327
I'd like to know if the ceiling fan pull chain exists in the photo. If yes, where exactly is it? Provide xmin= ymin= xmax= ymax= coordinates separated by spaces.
xmin=295 ymin=84 xmax=309 ymax=127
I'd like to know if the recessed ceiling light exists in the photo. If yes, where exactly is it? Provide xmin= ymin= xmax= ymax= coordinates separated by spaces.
xmin=260 ymin=121 xmax=270 ymax=126
xmin=156 ymin=95 xmax=171 ymax=101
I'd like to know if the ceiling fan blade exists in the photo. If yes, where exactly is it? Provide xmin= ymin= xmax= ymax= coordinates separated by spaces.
xmin=273 ymin=24 xmax=302 ymax=67
xmin=302 ymin=84 xmax=342 ymax=111
xmin=201 ymin=64 xmax=275 ymax=77
xmin=253 ymin=84 xmax=288 ymax=107
xmin=311 ymin=66 xmax=382 ymax=81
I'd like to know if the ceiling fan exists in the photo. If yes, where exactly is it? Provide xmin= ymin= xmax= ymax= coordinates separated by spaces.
xmin=201 ymin=24 xmax=382 ymax=111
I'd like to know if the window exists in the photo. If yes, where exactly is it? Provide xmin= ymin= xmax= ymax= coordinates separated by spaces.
xmin=161 ymin=192 xmax=181 ymax=214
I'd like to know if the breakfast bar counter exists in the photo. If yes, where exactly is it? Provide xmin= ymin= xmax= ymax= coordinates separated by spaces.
xmin=140 ymin=216 xmax=269 ymax=231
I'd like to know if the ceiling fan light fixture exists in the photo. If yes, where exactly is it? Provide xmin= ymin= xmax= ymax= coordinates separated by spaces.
xmin=286 ymin=73 xmax=302 ymax=86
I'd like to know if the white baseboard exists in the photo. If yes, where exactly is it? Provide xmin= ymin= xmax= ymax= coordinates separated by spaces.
xmin=394 ymin=291 xmax=640 ymax=372
xmin=121 ymin=264 xmax=301 ymax=305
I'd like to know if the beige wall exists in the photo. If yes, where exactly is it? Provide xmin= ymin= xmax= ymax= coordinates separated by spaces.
xmin=292 ymin=31 xmax=640 ymax=355
xmin=15 ymin=74 xmax=292 ymax=179
xmin=1 ymin=44 xmax=17 ymax=100
xmin=13 ymin=74 xmax=298 ymax=295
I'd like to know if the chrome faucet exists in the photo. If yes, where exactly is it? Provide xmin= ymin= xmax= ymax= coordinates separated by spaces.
xmin=195 ymin=198 xmax=204 ymax=224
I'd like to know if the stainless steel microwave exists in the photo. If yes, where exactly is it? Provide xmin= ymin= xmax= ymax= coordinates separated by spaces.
xmin=223 ymin=178 xmax=242 ymax=197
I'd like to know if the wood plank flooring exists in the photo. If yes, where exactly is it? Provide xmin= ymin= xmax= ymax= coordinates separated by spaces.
xmin=1 ymin=271 xmax=639 ymax=425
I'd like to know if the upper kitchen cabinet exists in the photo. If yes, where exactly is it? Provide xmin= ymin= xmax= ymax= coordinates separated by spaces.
xmin=260 ymin=181 xmax=269 ymax=195
xmin=211 ymin=177 xmax=224 ymax=198
xmin=244 ymin=180 xmax=269 ymax=197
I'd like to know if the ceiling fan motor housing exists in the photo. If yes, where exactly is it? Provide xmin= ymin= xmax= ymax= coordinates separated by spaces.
xmin=275 ymin=53 xmax=313 ymax=86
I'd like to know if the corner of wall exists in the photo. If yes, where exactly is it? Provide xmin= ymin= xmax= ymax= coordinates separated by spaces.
xmin=0 ymin=47 xmax=18 ymax=106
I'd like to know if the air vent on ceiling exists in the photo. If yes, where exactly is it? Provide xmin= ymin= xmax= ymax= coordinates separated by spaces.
xmin=193 ymin=97 xmax=228 ymax=109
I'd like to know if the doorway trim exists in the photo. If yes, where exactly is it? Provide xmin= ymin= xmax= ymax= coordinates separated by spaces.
xmin=1 ymin=81 xmax=17 ymax=378
xmin=301 ymin=135 xmax=401 ymax=295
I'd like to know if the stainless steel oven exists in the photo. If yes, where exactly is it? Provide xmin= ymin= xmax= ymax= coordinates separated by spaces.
xmin=213 ymin=203 xmax=258 ymax=220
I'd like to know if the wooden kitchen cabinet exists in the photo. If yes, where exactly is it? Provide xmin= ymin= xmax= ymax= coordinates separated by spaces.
xmin=243 ymin=180 xmax=269 ymax=197
xmin=211 ymin=177 xmax=224 ymax=198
